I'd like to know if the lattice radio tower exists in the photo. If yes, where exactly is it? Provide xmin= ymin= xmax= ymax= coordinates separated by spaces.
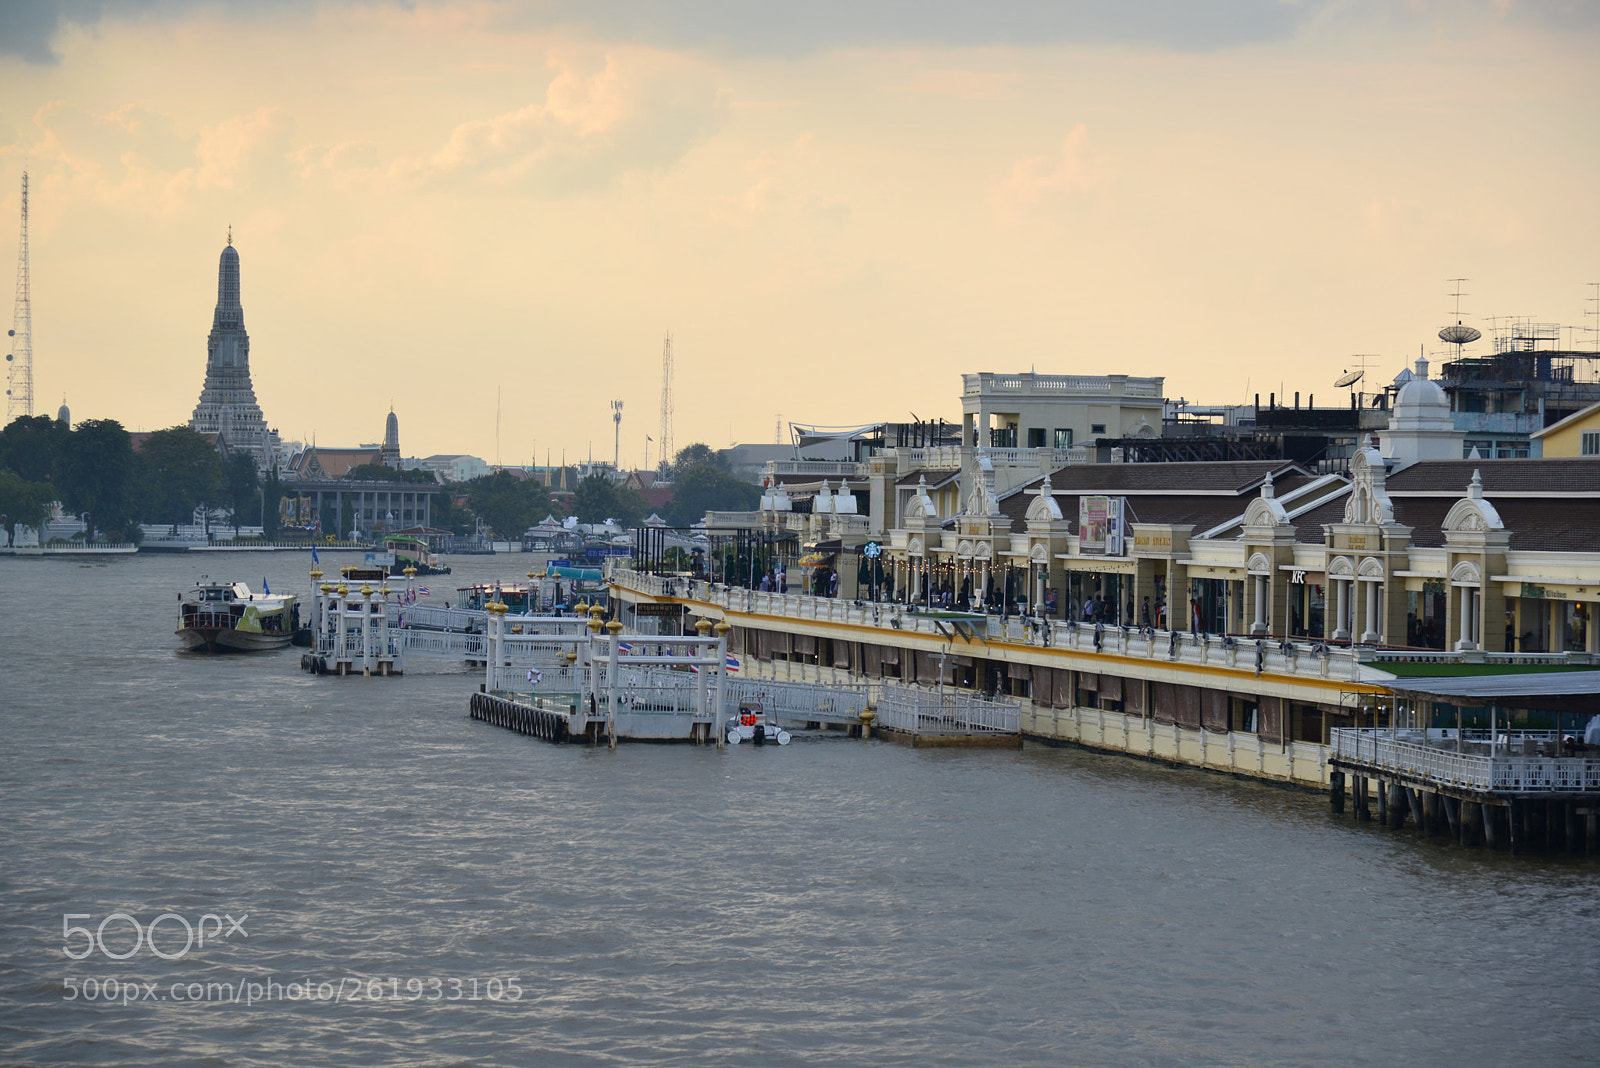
xmin=5 ymin=170 xmax=32 ymax=422
xmin=658 ymin=331 xmax=674 ymax=472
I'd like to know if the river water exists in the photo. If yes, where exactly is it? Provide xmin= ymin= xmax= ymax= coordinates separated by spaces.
xmin=1 ymin=551 xmax=1596 ymax=1066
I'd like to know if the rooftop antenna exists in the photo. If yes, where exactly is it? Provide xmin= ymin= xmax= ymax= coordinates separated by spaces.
xmin=775 ymin=413 xmax=783 ymax=445
xmin=1438 ymin=277 xmax=1482 ymax=364
xmin=1584 ymin=282 xmax=1600 ymax=353
xmin=658 ymin=331 xmax=674 ymax=473
xmin=6 ymin=169 xmax=33 ymax=421
xmin=611 ymin=398 xmax=623 ymax=472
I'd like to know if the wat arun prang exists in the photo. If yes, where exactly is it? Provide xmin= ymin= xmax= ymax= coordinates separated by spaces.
xmin=188 ymin=235 xmax=277 ymax=470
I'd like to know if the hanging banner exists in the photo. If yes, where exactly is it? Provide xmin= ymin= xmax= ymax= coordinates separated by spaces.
xmin=1078 ymin=496 xmax=1126 ymax=556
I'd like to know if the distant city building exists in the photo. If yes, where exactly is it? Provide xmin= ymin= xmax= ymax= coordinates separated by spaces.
xmin=188 ymin=236 xmax=277 ymax=470
xmin=416 ymin=454 xmax=490 ymax=483
xmin=55 ymin=399 xmax=68 ymax=427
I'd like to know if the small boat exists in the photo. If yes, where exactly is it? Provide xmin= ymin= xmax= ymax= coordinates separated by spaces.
xmin=725 ymin=705 xmax=791 ymax=746
xmin=177 ymin=581 xmax=299 ymax=653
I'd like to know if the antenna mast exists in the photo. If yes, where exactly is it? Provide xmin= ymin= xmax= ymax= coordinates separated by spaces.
xmin=659 ymin=331 xmax=674 ymax=472
xmin=6 ymin=170 xmax=32 ymax=421
xmin=611 ymin=398 xmax=623 ymax=473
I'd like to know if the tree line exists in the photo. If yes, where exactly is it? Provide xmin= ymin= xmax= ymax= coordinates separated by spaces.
xmin=1 ymin=415 xmax=762 ymax=543
xmin=0 ymin=417 xmax=262 ymax=543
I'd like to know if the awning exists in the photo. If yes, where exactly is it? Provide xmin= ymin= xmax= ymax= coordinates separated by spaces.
xmin=1381 ymin=670 xmax=1600 ymax=714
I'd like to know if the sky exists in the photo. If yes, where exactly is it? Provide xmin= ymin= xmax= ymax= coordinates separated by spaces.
xmin=1 ymin=0 xmax=1597 ymax=467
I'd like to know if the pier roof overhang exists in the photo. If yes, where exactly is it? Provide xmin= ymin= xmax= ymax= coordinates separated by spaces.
xmin=1381 ymin=670 xmax=1600 ymax=714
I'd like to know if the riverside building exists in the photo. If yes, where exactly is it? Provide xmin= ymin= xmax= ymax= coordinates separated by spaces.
xmin=608 ymin=366 xmax=1600 ymax=790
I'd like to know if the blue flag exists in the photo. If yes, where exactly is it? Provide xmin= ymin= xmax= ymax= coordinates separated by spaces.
xmin=311 ymin=545 xmax=320 ymax=564
xmin=263 ymin=577 xmax=270 ymax=595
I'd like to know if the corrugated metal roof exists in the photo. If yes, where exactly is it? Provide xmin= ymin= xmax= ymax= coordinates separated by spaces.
xmin=1382 ymin=671 xmax=1600 ymax=704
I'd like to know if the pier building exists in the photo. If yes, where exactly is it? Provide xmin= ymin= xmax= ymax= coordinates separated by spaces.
xmin=607 ymin=365 xmax=1600 ymax=803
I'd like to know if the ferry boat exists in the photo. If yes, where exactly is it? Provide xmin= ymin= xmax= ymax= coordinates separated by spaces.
xmin=176 ymin=581 xmax=299 ymax=653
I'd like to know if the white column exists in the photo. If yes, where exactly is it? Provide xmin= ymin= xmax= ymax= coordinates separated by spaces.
xmin=1455 ymin=586 xmax=1476 ymax=651
xmin=1252 ymin=575 xmax=1267 ymax=634
xmin=1362 ymin=580 xmax=1380 ymax=643
xmin=1333 ymin=580 xmax=1350 ymax=641
xmin=714 ymin=633 xmax=727 ymax=749
xmin=334 ymin=594 xmax=348 ymax=664
xmin=360 ymin=590 xmax=374 ymax=675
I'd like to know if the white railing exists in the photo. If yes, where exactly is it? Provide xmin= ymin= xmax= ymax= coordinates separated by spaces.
xmin=1330 ymin=728 xmax=1600 ymax=793
xmin=606 ymin=569 xmax=1370 ymax=683
xmin=391 ymin=604 xmax=483 ymax=631
xmin=400 ymin=629 xmax=488 ymax=659
xmin=873 ymin=683 xmax=1019 ymax=734
xmin=725 ymin=677 xmax=873 ymax=725
xmin=963 ymin=373 xmax=1163 ymax=398
xmin=766 ymin=461 xmax=866 ymax=477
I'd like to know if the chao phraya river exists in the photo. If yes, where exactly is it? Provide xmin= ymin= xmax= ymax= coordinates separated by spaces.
xmin=2 ymin=551 xmax=1597 ymax=1066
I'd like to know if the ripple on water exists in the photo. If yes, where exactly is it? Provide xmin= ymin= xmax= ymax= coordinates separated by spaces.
xmin=3 ymin=552 xmax=1600 ymax=1066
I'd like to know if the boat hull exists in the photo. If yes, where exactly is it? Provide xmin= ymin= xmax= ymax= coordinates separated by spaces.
xmin=176 ymin=626 xmax=294 ymax=654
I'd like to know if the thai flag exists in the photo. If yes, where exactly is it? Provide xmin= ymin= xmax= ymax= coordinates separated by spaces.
xmin=725 ymin=654 xmax=740 ymax=673
xmin=617 ymin=641 xmax=633 ymax=654
xmin=417 ymin=586 xmax=431 ymax=596
xmin=688 ymin=664 xmax=700 ymax=674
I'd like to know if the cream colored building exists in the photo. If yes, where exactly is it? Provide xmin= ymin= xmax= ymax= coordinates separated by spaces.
xmin=1530 ymin=400 xmax=1600 ymax=458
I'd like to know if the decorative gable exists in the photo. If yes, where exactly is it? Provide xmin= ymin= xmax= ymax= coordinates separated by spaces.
xmin=1342 ymin=447 xmax=1395 ymax=525
xmin=1442 ymin=470 xmax=1505 ymax=533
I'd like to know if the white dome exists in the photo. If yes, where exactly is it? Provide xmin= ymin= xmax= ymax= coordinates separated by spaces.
xmin=1393 ymin=356 xmax=1447 ymax=414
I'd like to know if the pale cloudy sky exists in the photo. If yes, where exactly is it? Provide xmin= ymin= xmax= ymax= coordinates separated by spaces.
xmin=2 ymin=1 xmax=1597 ymax=465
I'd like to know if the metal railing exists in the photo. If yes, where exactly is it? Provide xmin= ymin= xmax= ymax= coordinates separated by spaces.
xmin=725 ymin=677 xmax=872 ymax=725
xmin=1330 ymin=728 xmax=1600 ymax=793
xmin=873 ymin=683 xmax=1019 ymax=734
xmin=606 ymin=568 xmax=1371 ymax=683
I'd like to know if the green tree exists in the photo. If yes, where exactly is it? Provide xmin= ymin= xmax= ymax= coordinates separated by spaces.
xmin=346 ymin=464 xmax=440 ymax=484
xmin=261 ymin=469 xmax=282 ymax=538
xmin=664 ymin=463 xmax=760 ymax=527
xmin=671 ymin=442 xmax=725 ymax=475
xmin=571 ymin=473 xmax=622 ymax=525
xmin=56 ymin=419 xmax=136 ymax=542
xmin=430 ymin=489 xmax=475 ymax=536
xmin=223 ymin=452 xmax=259 ymax=532
xmin=467 ymin=470 xmax=553 ymax=537
xmin=0 ymin=468 xmax=55 ymax=545
xmin=135 ymin=426 xmax=224 ymax=526
xmin=0 ymin=414 xmax=68 ymax=483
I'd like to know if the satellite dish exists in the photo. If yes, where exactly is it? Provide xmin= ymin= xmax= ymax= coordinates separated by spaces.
xmin=1439 ymin=323 xmax=1481 ymax=345
xmin=1334 ymin=370 xmax=1364 ymax=388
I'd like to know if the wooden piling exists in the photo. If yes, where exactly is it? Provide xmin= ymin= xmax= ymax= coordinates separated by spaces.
xmin=1330 ymin=771 xmax=1345 ymax=814
xmin=1387 ymin=784 xmax=1407 ymax=829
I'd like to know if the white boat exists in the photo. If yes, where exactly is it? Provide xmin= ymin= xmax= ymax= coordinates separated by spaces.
xmin=176 ymin=581 xmax=299 ymax=653
xmin=725 ymin=706 xmax=791 ymax=746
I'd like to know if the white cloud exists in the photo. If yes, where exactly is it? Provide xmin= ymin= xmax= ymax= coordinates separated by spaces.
xmin=399 ymin=48 xmax=728 ymax=194
xmin=991 ymin=124 xmax=1111 ymax=222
